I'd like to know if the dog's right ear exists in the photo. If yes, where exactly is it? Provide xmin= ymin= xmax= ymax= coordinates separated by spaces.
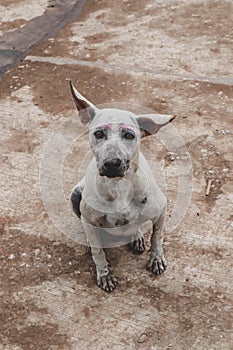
xmin=69 ymin=81 xmax=98 ymax=125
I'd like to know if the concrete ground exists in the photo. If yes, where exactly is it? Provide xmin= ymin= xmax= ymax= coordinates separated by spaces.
xmin=0 ymin=0 xmax=232 ymax=349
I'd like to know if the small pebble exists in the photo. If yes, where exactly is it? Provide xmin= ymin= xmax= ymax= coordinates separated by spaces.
xmin=8 ymin=254 xmax=15 ymax=260
xmin=219 ymin=129 xmax=230 ymax=135
xmin=137 ymin=333 xmax=148 ymax=343
xmin=34 ymin=249 xmax=40 ymax=256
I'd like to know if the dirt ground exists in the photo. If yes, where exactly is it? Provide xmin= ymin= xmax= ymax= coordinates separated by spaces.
xmin=0 ymin=0 xmax=233 ymax=349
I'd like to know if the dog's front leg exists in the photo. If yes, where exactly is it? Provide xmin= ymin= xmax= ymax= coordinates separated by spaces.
xmin=81 ymin=218 xmax=118 ymax=292
xmin=147 ymin=207 xmax=167 ymax=275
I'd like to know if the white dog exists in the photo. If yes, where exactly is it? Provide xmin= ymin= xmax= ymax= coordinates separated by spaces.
xmin=70 ymin=82 xmax=175 ymax=292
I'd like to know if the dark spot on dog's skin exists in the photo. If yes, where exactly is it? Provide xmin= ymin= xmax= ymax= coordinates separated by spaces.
xmin=70 ymin=187 xmax=82 ymax=218
xmin=115 ymin=218 xmax=129 ymax=226
xmin=95 ymin=215 xmax=109 ymax=227
xmin=141 ymin=197 xmax=147 ymax=204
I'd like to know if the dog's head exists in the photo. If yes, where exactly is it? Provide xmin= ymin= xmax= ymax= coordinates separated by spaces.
xmin=70 ymin=82 xmax=175 ymax=178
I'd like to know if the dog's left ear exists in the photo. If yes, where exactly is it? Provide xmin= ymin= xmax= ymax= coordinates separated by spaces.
xmin=69 ymin=81 xmax=98 ymax=125
xmin=136 ymin=114 xmax=176 ymax=138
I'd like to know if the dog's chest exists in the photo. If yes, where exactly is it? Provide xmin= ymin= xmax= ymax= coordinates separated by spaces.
xmin=81 ymin=201 xmax=145 ymax=228
xmin=81 ymin=190 xmax=147 ymax=229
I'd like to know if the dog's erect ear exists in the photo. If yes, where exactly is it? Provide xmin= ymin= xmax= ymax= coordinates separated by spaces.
xmin=70 ymin=81 xmax=98 ymax=125
xmin=136 ymin=114 xmax=176 ymax=138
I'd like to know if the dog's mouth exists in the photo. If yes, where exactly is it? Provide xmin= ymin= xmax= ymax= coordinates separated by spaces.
xmin=99 ymin=159 xmax=130 ymax=178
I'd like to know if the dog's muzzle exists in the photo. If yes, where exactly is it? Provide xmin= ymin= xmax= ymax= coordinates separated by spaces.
xmin=99 ymin=158 xmax=130 ymax=178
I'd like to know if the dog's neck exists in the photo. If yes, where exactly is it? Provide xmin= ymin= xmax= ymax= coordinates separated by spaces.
xmin=95 ymin=161 xmax=139 ymax=202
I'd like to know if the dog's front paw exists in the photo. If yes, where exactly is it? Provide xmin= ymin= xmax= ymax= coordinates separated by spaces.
xmin=97 ymin=272 xmax=118 ymax=292
xmin=128 ymin=233 xmax=145 ymax=255
xmin=146 ymin=255 xmax=167 ymax=275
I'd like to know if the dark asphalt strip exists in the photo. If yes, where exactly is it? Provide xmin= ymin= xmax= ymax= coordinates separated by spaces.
xmin=0 ymin=0 xmax=88 ymax=78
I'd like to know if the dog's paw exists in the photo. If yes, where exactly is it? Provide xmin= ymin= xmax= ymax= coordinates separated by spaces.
xmin=97 ymin=272 xmax=118 ymax=292
xmin=146 ymin=256 xmax=167 ymax=275
xmin=128 ymin=236 xmax=145 ymax=255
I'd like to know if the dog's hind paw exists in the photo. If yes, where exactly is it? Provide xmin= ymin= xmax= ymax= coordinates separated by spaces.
xmin=97 ymin=272 xmax=118 ymax=292
xmin=146 ymin=256 xmax=167 ymax=275
xmin=128 ymin=234 xmax=145 ymax=255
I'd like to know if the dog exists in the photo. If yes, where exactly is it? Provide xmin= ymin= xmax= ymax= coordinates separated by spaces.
xmin=69 ymin=82 xmax=175 ymax=292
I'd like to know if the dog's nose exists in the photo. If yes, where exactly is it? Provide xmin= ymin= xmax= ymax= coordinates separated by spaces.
xmin=100 ymin=158 xmax=126 ymax=178
xmin=103 ymin=158 xmax=122 ymax=170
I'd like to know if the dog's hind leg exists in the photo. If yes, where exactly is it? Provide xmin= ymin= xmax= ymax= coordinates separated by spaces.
xmin=128 ymin=229 xmax=145 ymax=255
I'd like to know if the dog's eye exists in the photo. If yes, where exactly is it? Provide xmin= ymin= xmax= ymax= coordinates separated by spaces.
xmin=94 ymin=130 xmax=105 ymax=139
xmin=123 ymin=131 xmax=135 ymax=140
